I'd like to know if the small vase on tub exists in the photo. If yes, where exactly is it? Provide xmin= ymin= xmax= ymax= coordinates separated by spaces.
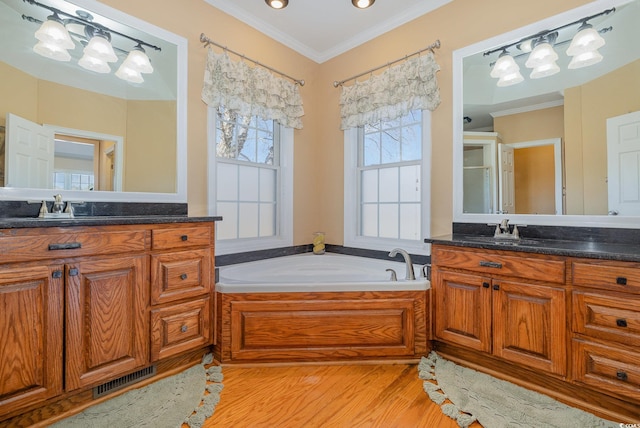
xmin=313 ymin=232 xmax=325 ymax=255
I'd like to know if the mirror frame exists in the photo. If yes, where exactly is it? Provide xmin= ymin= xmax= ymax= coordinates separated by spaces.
xmin=453 ymin=0 xmax=639 ymax=228
xmin=0 ymin=0 xmax=187 ymax=203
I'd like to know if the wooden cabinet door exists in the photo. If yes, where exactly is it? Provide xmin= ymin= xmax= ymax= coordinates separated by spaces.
xmin=66 ymin=256 xmax=149 ymax=391
xmin=0 ymin=265 xmax=63 ymax=415
xmin=433 ymin=270 xmax=492 ymax=352
xmin=492 ymin=280 xmax=567 ymax=376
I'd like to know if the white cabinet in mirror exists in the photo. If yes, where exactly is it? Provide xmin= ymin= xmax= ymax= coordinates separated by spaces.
xmin=454 ymin=0 xmax=640 ymax=228
xmin=0 ymin=0 xmax=187 ymax=203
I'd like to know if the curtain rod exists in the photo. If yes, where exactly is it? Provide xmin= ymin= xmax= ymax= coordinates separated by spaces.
xmin=200 ymin=33 xmax=305 ymax=86
xmin=333 ymin=39 xmax=441 ymax=88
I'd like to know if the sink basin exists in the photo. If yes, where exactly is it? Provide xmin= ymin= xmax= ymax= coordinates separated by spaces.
xmin=460 ymin=236 xmax=540 ymax=246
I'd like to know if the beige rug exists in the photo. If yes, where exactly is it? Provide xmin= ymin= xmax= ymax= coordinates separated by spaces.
xmin=52 ymin=354 xmax=223 ymax=428
xmin=418 ymin=352 xmax=619 ymax=428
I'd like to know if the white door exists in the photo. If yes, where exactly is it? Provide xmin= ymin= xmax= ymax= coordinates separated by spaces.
xmin=498 ymin=144 xmax=515 ymax=214
xmin=5 ymin=113 xmax=55 ymax=189
xmin=607 ymin=111 xmax=640 ymax=216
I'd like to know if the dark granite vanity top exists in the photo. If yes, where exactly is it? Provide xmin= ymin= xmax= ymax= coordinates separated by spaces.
xmin=0 ymin=215 xmax=222 ymax=229
xmin=426 ymin=234 xmax=640 ymax=263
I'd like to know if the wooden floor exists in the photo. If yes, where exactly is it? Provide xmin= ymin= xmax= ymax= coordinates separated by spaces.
xmin=205 ymin=363 xmax=483 ymax=428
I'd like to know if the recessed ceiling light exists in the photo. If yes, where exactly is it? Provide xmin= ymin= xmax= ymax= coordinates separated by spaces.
xmin=352 ymin=0 xmax=375 ymax=9
xmin=265 ymin=0 xmax=288 ymax=9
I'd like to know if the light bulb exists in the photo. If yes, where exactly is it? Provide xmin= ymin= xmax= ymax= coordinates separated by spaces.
xmin=567 ymin=23 xmax=605 ymax=56
xmin=34 ymin=15 xmax=74 ymax=50
xmin=122 ymin=47 xmax=153 ymax=73
xmin=490 ymin=52 xmax=519 ymax=78
xmin=265 ymin=0 xmax=288 ymax=9
xmin=525 ymin=42 xmax=558 ymax=68
xmin=352 ymin=0 xmax=375 ymax=8
xmin=84 ymin=34 xmax=118 ymax=63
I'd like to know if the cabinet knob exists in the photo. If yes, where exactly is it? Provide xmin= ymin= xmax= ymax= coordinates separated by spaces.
xmin=616 ymin=277 xmax=627 ymax=286
xmin=181 ymin=235 xmax=188 ymax=241
xmin=493 ymin=284 xmax=500 ymax=290
xmin=616 ymin=318 xmax=628 ymax=328
xmin=181 ymin=325 xmax=188 ymax=333
xmin=52 ymin=270 xmax=63 ymax=279
xmin=616 ymin=370 xmax=628 ymax=381
xmin=180 ymin=273 xmax=188 ymax=280
xmin=482 ymin=282 xmax=490 ymax=288
xmin=69 ymin=268 xmax=79 ymax=277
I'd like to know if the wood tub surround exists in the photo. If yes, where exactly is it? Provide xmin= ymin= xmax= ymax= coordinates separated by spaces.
xmin=215 ymin=290 xmax=429 ymax=364
xmin=0 ymin=218 xmax=218 ymax=426
xmin=429 ymin=237 xmax=640 ymax=423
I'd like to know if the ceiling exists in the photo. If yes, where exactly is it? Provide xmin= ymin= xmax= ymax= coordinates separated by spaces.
xmin=203 ymin=0 xmax=452 ymax=63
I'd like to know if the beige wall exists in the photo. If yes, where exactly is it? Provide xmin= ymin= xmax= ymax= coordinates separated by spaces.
xmin=96 ymin=0 xmax=592 ymax=245
xmin=564 ymin=59 xmax=640 ymax=215
xmin=514 ymin=145 xmax=556 ymax=214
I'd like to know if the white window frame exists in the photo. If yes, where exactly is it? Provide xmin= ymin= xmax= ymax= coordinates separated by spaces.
xmin=207 ymin=107 xmax=293 ymax=255
xmin=344 ymin=110 xmax=432 ymax=254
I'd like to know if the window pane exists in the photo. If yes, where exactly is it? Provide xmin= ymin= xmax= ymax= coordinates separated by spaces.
xmin=238 ymin=203 xmax=259 ymax=238
xmin=379 ymin=167 xmax=398 ymax=202
xmin=401 ymin=123 xmax=421 ymax=161
xmin=238 ymin=165 xmax=259 ymax=201
xmin=259 ymin=203 xmax=275 ymax=237
xmin=379 ymin=204 xmax=399 ymax=239
xmin=217 ymin=202 xmax=238 ymax=240
xmin=361 ymin=204 xmax=378 ymax=237
xmin=217 ymin=163 xmax=238 ymax=201
xmin=400 ymin=165 xmax=421 ymax=202
xmin=257 ymin=129 xmax=274 ymax=165
xmin=363 ymin=133 xmax=380 ymax=166
xmin=381 ymin=128 xmax=400 ymax=163
xmin=361 ymin=169 xmax=378 ymax=203
xmin=260 ymin=168 xmax=276 ymax=202
xmin=400 ymin=204 xmax=421 ymax=240
xmin=239 ymin=128 xmax=257 ymax=162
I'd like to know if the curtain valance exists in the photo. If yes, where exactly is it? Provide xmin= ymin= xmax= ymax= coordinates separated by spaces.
xmin=339 ymin=52 xmax=441 ymax=130
xmin=202 ymin=49 xmax=304 ymax=129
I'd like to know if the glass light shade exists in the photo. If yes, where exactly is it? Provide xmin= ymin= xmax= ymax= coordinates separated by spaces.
xmin=566 ymin=25 xmax=605 ymax=56
xmin=525 ymin=42 xmax=558 ymax=68
xmin=530 ymin=61 xmax=560 ymax=79
xmin=490 ymin=53 xmax=519 ymax=78
xmin=33 ymin=41 xmax=71 ymax=62
xmin=34 ymin=16 xmax=74 ymax=50
xmin=83 ymin=35 xmax=118 ymax=62
xmin=123 ymin=48 xmax=153 ymax=73
xmin=78 ymin=53 xmax=111 ymax=73
xmin=497 ymin=71 xmax=524 ymax=87
xmin=116 ymin=63 xmax=144 ymax=83
xmin=353 ymin=0 xmax=375 ymax=8
xmin=265 ymin=0 xmax=288 ymax=8
xmin=568 ymin=49 xmax=603 ymax=69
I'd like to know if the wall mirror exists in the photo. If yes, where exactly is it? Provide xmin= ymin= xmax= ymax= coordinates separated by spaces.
xmin=453 ymin=0 xmax=640 ymax=228
xmin=0 ymin=0 xmax=187 ymax=203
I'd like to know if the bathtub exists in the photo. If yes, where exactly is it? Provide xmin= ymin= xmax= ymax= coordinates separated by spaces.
xmin=214 ymin=253 xmax=431 ymax=364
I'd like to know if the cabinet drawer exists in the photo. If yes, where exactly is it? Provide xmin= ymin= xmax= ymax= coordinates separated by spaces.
xmin=151 ymin=226 xmax=212 ymax=250
xmin=573 ymin=291 xmax=640 ymax=346
xmin=150 ymin=249 xmax=212 ymax=305
xmin=573 ymin=261 xmax=640 ymax=294
xmin=150 ymin=297 xmax=212 ymax=361
xmin=0 ymin=230 xmax=147 ymax=263
xmin=572 ymin=339 xmax=640 ymax=402
xmin=433 ymin=246 xmax=565 ymax=284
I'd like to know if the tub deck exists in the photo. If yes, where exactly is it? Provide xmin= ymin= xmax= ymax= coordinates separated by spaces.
xmin=214 ymin=289 xmax=429 ymax=364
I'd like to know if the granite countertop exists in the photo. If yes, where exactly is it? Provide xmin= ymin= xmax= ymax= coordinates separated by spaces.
xmin=426 ymin=234 xmax=640 ymax=263
xmin=0 ymin=215 xmax=223 ymax=229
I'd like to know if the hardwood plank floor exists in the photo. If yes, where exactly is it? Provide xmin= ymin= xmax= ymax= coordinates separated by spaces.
xmin=205 ymin=363 xmax=483 ymax=428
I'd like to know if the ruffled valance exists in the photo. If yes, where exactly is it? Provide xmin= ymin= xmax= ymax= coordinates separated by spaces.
xmin=201 ymin=49 xmax=304 ymax=129
xmin=339 ymin=52 xmax=441 ymax=130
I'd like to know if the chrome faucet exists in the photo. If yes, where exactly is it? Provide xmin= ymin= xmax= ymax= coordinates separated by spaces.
xmin=490 ymin=218 xmax=523 ymax=240
xmin=388 ymin=248 xmax=415 ymax=280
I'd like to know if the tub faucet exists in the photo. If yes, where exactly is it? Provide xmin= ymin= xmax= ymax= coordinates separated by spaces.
xmin=388 ymin=248 xmax=415 ymax=280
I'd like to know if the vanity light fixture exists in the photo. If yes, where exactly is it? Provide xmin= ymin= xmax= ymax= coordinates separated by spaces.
xmin=23 ymin=0 xmax=160 ymax=84
xmin=265 ymin=0 xmax=288 ymax=9
xmin=352 ymin=0 xmax=375 ymax=9
xmin=484 ymin=7 xmax=614 ymax=87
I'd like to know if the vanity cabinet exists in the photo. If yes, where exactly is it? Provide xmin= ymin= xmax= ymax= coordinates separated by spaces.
xmin=0 ymin=219 xmax=216 ymax=424
xmin=432 ymin=245 xmax=567 ymax=376
xmin=571 ymin=259 xmax=640 ymax=402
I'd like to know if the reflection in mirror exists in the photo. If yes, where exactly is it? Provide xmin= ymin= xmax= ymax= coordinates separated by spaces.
xmin=456 ymin=0 xmax=640 ymax=224
xmin=0 ymin=0 xmax=186 ymax=202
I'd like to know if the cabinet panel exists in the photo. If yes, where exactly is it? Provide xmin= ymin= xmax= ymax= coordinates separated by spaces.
xmin=433 ymin=270 xmax=492 ymax=352
xmin=150 ymin=249 xmax=212 ymax=305
xmin=493 ymin=280 xmax=567 ymax=376
xmin=573 ymin=261 xmax=640 ymax=294
xmin=573 ymin=291 xmax=640 ymax=347
xmin=150 ymin=297 xmax=212 ymax=362
xmin=573 ymin=339 xmax=640 ymax=402
xmin=65 ymin=256 xmax=149 ymax=391
xmin=0 ymin=265 xmax=63 ymax=415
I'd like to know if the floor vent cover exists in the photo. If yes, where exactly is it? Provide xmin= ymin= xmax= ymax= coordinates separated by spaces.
xmin=93 ymin=365 xmax=157 ymax=399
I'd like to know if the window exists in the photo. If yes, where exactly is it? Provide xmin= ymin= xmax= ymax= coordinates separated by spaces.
xmin=344 ymin=109 xmax=431 ymax=253
xmin=208 ymin=107 xmax=293 ymax=255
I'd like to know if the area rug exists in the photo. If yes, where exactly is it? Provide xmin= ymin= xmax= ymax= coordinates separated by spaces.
xmin=52 ymin=354 xmax=224 ymax=428
xmin=418 ymin=351 xmax=619 ymax=428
